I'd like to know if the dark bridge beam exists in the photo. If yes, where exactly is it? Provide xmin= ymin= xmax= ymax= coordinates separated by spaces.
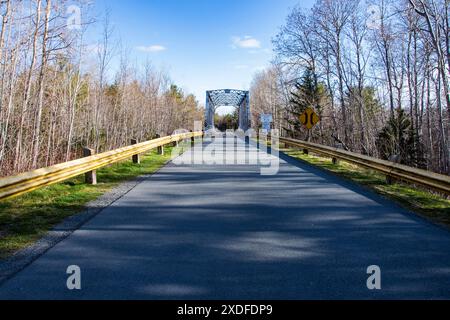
xmin=205 ymin=89 xmax=251 ymax=131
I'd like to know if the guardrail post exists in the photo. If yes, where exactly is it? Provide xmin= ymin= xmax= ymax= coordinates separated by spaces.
xmin=83 ymin=147 xmax=97 ymax=185
xmin=156 ymin=134 xmax=164 ymax=155
xmin=284 ymin=138 xmax=291 ymax=149
xmin=190 ymin=130 xmax=195 ymax=147
xmin=386 ymin=155 xmax=401 ymax=185
xmin=131 ymin=139 xmax=140 ymax=164
xmin=333 ymin=143 xmax=342 ymax=165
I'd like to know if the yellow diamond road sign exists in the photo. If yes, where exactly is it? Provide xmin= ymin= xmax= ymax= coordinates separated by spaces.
xmin=300 ymin=108 xmax=320 ymax=130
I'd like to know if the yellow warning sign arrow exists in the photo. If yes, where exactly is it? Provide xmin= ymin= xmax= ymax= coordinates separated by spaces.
xmin=300 ymin=108 xmax=320 ymax=130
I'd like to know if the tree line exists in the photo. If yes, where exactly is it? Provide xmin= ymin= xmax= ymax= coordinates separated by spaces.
xmin=0 ymin=0 xmax=203 ymax=177
xmin=251 ymin=0 xmax=450 ymax=174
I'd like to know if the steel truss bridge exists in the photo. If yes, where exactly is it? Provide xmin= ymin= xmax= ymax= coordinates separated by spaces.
xmin=205 ymin=89 xmax=251 ymax=131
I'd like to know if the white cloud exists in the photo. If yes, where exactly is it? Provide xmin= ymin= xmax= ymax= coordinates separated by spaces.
xmin=232 ymin=36 xmax=261 ymax=49
xmin=136 ymin=45 xmax=167 ymax=53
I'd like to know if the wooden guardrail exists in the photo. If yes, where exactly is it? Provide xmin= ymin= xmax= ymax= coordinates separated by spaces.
xmin=279 ymin=137 xmax=450 ymax=195
xmin=0 ymin=132 xmax=203 ymax=201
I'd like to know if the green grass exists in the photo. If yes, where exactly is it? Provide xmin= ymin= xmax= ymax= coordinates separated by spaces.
xmin=0 ymin=145 xmax=180 ymax=259
xmin=2 ymin=140 xmax=449 ymax=260
xmin=282 ymin=147 xmax=450 ymax=227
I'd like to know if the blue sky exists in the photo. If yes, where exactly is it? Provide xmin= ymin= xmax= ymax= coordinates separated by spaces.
xmin=91 ymin=0 xmax=314 ymax=113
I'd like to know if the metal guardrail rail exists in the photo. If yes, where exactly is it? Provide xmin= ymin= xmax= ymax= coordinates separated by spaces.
xmin=279 ymin=137 xmax=450 ymax=195
xmin=0 ymin=132 xmax=203 ymax=201
xmin=1 ymin=132 xmax=448 ymax=200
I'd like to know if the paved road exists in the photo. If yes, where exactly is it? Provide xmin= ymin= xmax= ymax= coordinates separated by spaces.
xmin=1 ymin=135 xmax=450 ymax=300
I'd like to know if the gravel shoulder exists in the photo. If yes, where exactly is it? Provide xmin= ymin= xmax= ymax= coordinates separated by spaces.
xmin=0 ymin=173 xmax=153 ymax=285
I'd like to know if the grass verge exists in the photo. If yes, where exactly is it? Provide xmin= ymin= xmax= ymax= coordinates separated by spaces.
xmin=0 ymin=146 xmax=178 ymax=260
xmin=283 ymin=148 xmax=450 ymax=227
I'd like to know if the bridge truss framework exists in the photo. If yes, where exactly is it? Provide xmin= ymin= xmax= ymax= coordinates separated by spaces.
xmin=205 ymin=89 xmax=251 ymax=131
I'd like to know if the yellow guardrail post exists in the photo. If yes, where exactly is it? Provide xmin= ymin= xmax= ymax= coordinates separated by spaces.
xmin=83 ymin=147 xmax=97 ymax=185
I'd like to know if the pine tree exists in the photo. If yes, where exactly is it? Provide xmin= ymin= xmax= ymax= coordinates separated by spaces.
xmin=284 ymin=67 xmax=327 ymax=139
xmin=376 ymin=109 xmax=426 ymax=169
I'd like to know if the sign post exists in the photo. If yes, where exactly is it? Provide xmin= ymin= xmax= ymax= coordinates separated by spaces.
xmin=260 ymin=114 xmax=273 ymax=133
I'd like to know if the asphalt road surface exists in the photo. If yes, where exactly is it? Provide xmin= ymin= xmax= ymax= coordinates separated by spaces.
xmin=1 ymin=135 xmax=449 ymax=300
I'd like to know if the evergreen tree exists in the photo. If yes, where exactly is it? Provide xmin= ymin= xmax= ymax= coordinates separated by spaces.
xmin=376 ymin=109 xmax=426 ymax=169
xmin=285 ymin=67 xmax=327 ymax=139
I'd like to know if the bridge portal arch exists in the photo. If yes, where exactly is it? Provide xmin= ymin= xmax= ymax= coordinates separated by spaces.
xmin=205 ymin=89 xmax=251 ymax=131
